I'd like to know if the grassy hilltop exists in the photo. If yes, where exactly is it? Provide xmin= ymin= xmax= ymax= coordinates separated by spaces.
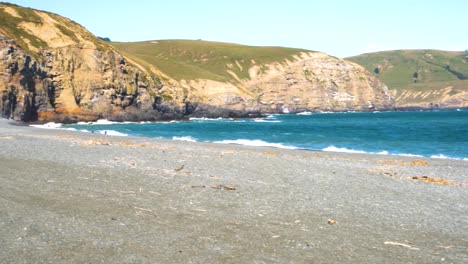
xmin=0 ymin=2 xmax=109 ymax=54
xmin=112 ymin=40 xmax=311 ymax=82
xmin=347 ymin=50 xmax=468 ymax=89
xmin=347 ymin=50 xmax=468 ymax=107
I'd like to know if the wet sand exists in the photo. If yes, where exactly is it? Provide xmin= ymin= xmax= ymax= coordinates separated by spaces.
xmin=0 ymin=118 xmax=466 ymax=263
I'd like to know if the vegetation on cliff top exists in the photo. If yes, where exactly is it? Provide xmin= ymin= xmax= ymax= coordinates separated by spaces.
xmin=347 ymin=49 xmax=468 ymax=91
xmin=348 ymin=50 xmax=468 ymax=107
xmin=111 ymin=40 xmax=312 ymax=82
xmin=0 ymin=2 xmax=49 ymax=51
xmin=1 ymin=2 xmax=463 ymax=113
xmin=0 ymin=2 xmax=110 ymax=53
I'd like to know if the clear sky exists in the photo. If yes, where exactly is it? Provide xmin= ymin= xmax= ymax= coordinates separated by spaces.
xmin=5 ymin=0 xmax=468 ymax=57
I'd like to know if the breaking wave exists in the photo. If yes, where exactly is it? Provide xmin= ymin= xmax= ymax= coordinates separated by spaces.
xmin=96 ymin=130 xmax=128 ymax=136
xmin=321 ymin=146 xmax=466 ymax=160
xmin=214 ymin=139 xmax=297 ymax=149
xmin=172 ymin=136 xmax=198 ymax=142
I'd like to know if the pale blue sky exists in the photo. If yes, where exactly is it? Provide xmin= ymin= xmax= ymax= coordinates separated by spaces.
xmin=5 ymin=0 xmax=468 ymax=57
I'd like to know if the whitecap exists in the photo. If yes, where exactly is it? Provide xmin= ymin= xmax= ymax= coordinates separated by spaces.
xmin=430 ymin=154 xmax=450 ymax=159
xmin=189 ymin=117 xmax=226 ymax=121
xmin=377 ymin=150 xmax=389 ymax=155
xmin=297 ymin=111 xmax=312 ymax=115
xmin=156 ymin=120 xmax=180 ymax=124
xmin=75 ymin=119 xmax=119 ymax=125
xmin=97 ymin=130 xmax=128 ymax=136
xmin=214 ymin=139 xmax=297 ymax=149
xmin=30 ymin=122 xmax=63 ymax=129
xmin=322 ymin=146 xmax=367 ymax=154
xmin=76 ymin=121 xmax=93 ymax=125
xmin=265 ymin=114 xmax=279 ymax=119
xmin=429 ymin=154 xmax=468 ymax=161
xmin=396 ymin=153 xmax=424 ymax=157
xmin=253 ymin=119 xmax=281 ymax=123
xmin=92 ymin=119 xmax=119 ymax=125
xmin=172 ymin=136 xmax=197 ymax=142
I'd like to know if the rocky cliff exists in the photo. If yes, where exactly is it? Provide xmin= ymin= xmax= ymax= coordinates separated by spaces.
xmin=0 ymin=3 xmax=394 ymax=122
xmin=115 ymin=40 xmax=395 ymax=116
xmin=173 ymin=51 xmax=394 ymax=114
xmin=0 ymin=3 xmax=177 ymax=122
xmin=232 ymin=51 xmax=393 ymax=113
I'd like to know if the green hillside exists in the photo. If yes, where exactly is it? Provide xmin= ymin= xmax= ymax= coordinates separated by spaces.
xmin=0 ymin=3 xmax=49 ymax=51
xmin=111 ymin=40 xmax=311 ymax=82
xmin=0 ymin=2 xmax=109 ymax=54
xmin=347 ymin=49 xmax=468 ymax=90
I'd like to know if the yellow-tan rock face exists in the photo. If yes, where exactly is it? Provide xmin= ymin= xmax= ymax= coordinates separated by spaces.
xmin=0 ymin=3 xmax=394 ymax=122
xmin=183 ymin=52 xmax=394 ymax=113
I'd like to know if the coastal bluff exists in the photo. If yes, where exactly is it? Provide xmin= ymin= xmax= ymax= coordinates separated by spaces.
xmin=0 ymin=3 xmax=393 ymax=122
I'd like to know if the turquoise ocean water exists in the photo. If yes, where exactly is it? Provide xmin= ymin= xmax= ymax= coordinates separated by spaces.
xmin=59 ymin=110 xmax=468 ymax=160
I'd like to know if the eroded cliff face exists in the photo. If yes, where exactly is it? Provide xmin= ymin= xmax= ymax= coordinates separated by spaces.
xmin=0 ymin=37 xmax=394 ymax=122
xmin=181 ymin=52 xmax=394 ymax=114
xmin=392 ymin=87 xmax=468 ymax=109
xmin=0 ymin=3 xmax=196 ymax=122
xmin=0 ymin=35 xmax=172 ymax=122
xmin=0 ymin=3 xmax=395 ymax=122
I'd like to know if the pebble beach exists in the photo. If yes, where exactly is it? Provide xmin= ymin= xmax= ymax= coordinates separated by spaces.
xmin=0 ymin=118 xmax=466 ymax=263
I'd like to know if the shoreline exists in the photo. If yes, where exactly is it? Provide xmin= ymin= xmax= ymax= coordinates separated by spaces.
xmin=29 ymin=116 xmax=468 ymax=161
xmin=24 ymin=107 xmax=468 ymax=125
xmin=0 ymin=118 xmax=467 ymax=263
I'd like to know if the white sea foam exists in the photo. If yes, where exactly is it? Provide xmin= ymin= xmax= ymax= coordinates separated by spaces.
xmin=155 ymin=120 xmax=179 ymax=124
xmin=31 ymin=122 xmax=128 ymax=136
xmin=321 ymin=146 xmax=467 ymax=160
xmin=172 ymin=136 xmax=197 ymax=142
xmin=189 ymin=117 xmax=226 ymax=121
xmin=158 ymin=120 xmax=180 ymax=124
xmin=430 ymin=154 xmax=450 ymax=159
xmin=92 ymin=119 xmax=118 ymax=125
xmin=297 ymin=111 xmax=312 ymax=115
xmin=214 ymin=139 xmax=297 ymax=149
xmin=323 ymin=146 xmax=424 ymax=157
xmin=76 ymin=121 xmax=92 ymax=125
xmin=430 ymin=154 xmax=468 ymax=161
xmin=397 ymin=153 xmax=424 ymax=157
xmin=377 ymin=150 xmax=389 ymax=155
xmin=97 ymin=130 xmax=128 ymax=136
xmin=253 ymin=119 xmax=281 ymax=123
xmin=30 ymin=122 xmax=63 ymax=129
xmin=78 ymin=119 xmax=140 ymax=125
xmin=83 ymin=119 xmax=138 ymax=125
xmin=317 ymin=111 xmax=336 ymax=114
xmin=322 ymin=146 xmax=367 ymax=154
